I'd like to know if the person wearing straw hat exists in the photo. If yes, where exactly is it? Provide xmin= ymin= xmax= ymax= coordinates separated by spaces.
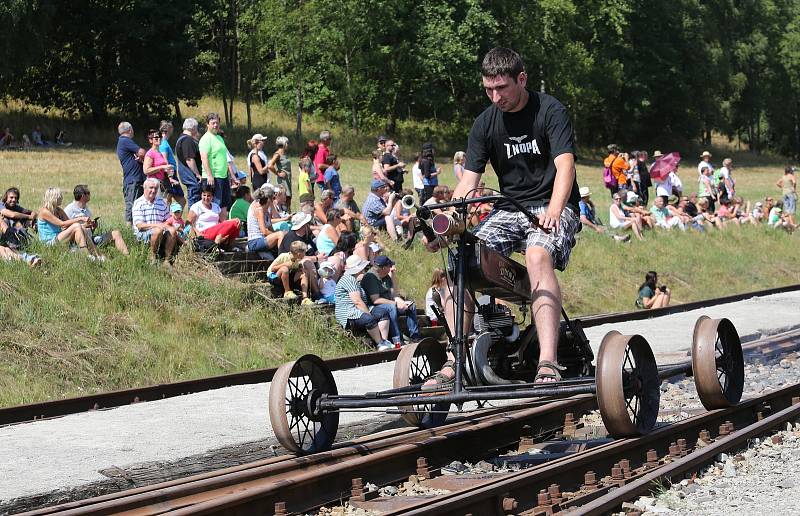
xmin=335 ymin=254 xmax=396 ymax=351
xmin=697 ymin=150 xmax=714 ymax=177
xmin=577 ymin=186 xmax=604 ymax=233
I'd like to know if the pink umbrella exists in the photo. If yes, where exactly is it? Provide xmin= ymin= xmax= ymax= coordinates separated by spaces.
xmin=649 ymin=152 xmax=681 ymax=181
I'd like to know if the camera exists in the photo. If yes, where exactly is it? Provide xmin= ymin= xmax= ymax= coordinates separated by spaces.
xmin=659 ymin=285 xmax=667 ymax=293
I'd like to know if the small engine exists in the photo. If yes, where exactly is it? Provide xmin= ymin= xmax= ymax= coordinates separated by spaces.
xmin=474 ymin=298 xmax=520 ymax=343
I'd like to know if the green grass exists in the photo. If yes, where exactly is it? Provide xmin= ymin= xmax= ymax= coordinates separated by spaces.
xmin=1 ymin=102 xmax=799 ymax=407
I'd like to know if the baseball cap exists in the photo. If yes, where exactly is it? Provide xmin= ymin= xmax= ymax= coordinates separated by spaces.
xmin=377 ymin=135 xmax=387 ymax=143
xmin=290 ymin=212 xmax=312 ymax=230
xmin=374 ymin=255 xmax=394 ymax=267
xmin=249 ymin=133 xmax=268 ymax=143
xmin=371 ymin=179 xmax=388 ymax=190
xmin=170 ymin=202 xmax=182 ymax=213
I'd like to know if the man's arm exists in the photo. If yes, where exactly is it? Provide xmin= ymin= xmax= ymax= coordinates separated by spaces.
xmin=451 ymin=170 xmax=482 ymax=201
xmin=185 ymin=158 xmax=201 ymax=179
xmin=200 ymin=150 xmax=214 ymax=183
xmin=540 ymin=154 xmax=575 ymax=231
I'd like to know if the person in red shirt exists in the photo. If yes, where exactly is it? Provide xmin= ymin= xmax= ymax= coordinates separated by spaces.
xmin=313 ymin=130 xmax=332 ymax=193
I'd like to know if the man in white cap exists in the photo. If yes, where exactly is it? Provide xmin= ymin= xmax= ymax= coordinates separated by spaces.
xmin=335 ymin=255 xmax=395 ymax=351
xmin=697 ymin=150 xmax=714 ymax=177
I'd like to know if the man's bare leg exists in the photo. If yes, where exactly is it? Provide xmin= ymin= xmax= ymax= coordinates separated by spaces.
xmin=525 ymin=247 xmax=561 ymax=383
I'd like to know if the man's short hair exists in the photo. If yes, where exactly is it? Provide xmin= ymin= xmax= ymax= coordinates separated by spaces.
xmin=481 ymin=47 xmax=525 ymax=79
xmin=319 ymin=129 xmax=331 ymax=141
xmin=325 ymin=154 xmax=337 ymax=166
xmin=206 ymin=112 xmax=220 ymax=124
xmin=159 ymin=120 xmax=173 ymax=133
xmin=607 ymin=144 xmax=619 ymax=154
xmin=73 ymin=184 xmax=90 ymax=201
xmin=183 ymin=118 xmax=199 ymax=131
xmin=143 ymin=177 xmax=160 ymax=189
xmin=235 ymin=185 xmax=251 ymax=198
xmin=118 ymin=121 xmax=133 ymax=135
xmin=342 ymin=184 xmax=355 ymax=196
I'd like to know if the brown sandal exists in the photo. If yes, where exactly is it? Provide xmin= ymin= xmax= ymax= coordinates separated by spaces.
xmin=421 ymin=360 xmax=456 ymax=393
xmin=535 ymin=360 xmax=566 ymax=383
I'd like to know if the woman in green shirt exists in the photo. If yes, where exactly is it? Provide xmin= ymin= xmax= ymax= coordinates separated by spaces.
xmin=636 ymin=271 xmax=671 ymax=309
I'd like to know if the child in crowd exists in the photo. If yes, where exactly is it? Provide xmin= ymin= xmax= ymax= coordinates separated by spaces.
xmin=165 ymin=202 xmax=190 ymax=242
xmin=751 ymin=201 xmax=765 ymax=223
xmin=267 ymin=240 xmax=313 ymax=303
xmin=317 ymin=261 xmax=337 ymax=304
xmin=323 ymin=154 xmax=342 ymax=202
xmin=424 ymin=268 xmax=446 ymax=325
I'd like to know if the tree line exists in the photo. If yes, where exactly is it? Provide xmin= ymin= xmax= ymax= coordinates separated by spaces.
xmin=4 ymin=0 xmax=800 ymax=156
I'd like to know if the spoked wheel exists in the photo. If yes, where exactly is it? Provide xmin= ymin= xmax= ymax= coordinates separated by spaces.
xmin=393 ymin=338 xmax=450 ymax=427
xmin=269 ymin=354 xmax=339 ymax=455
xmin=596 ymin=331 xmax=661 ymax=437
xmin=692 ymin=316 xmax=744 ymax=410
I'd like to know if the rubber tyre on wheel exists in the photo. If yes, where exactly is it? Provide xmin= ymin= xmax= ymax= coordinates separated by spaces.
xmin=692 ymin=316 xmax=744 ymax=410
xmin=269 ymin=354 xmax=339 ymax=454
xmin=596 ymin=331 xmax=661 ymax=437
xmin=393 ymin=338 xmax=450 ymax=427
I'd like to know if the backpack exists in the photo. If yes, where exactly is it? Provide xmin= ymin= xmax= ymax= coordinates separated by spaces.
xmin=603 ymin=158 xmax=618 ymax=190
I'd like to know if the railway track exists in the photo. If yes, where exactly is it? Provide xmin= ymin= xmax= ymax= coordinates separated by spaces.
xmin=3 ymin=283 xmax=798 ymax=427
xmin=23 ymin=327 xmax=800 ymax=516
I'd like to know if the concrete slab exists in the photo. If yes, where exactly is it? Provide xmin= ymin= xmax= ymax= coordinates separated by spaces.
xmin=1 ymin=291 xmax=799 ymax=505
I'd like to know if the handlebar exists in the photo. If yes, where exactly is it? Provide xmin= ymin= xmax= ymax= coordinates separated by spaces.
xmin=421 ymin=195 xmax=545 ymax=231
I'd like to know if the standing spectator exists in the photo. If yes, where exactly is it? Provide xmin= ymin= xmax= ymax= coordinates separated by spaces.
xmin=453 ymin=151 xmax=466 ymax=181
xmin=371 ymin=149 xmax=391 ymax=184
xmin=0 ymin=127 xmax=16 ymax=147
xmin=604 ymin=145 xmax=629 ymax=195
xmin=199 ymin=113 xmax=233 ymax=212
xmin=637 ymin=151 xmax=652 ymax=206
xmin=609 ymin=192 xmax=644 ymax=240
xmin=410 ymin=152 xmax=423 ymax=199
xmin=246 ymin=186 xmax=284 ymax=254
xmin=363 ymin=179 xmax=399 ymax=240
xmin=116 ymin=121 xmax=146 ymax=223
xmin=717 ymin=158 xmax=735 ymax=200
xmin=777 ymin=166 xmax=797 ymax=228
xmin=142 ymin=129 xmax=177 ymax=197
xmin=419 ymin=143 xmax=440 ymax=204
xmin=697 ymin=150 xmax=714 ymax=177
xmin=64 ymin=184 xmax=130 ymax=255
xmin=175 ymin=118 xmax=203 ymax=206
xmin=247 ymin=133 xmax=271 ymax=190
xmin=578 ymin=186 xmax=605 ymax=233
xmin=186 ymin=184 xmax=241 ymax=250
xmin=335 ymin=255 xmax=395 ymax=351
xmin=376 ymin=135 xmax=387 ymax=156
xmin=132 ymin=178 xmax=179 ymax=263
xmin=697 ymin=164 xmax=718 ymax=212
xmin=323 ymin=154 xmax=342 ymax=202
xmin=37 ymin=187 xmax=103 ymax=260
xmin=159 ymin=121 xmax=186 ymax=210
xmin=313 ymin=130 xmax=332 ymax=193
xmin=267 ymin=136 xmax=292 ymax=210
xmin=636 ymin=271 xmax=671 ymax=309
xmin=382 ymin=139 xmax=406 ymax=194
xmin=361 ymin=254 xmax=422 ymax=346
xmin=298 ymin=140 xmax=317 ymax=199
xmin=425 ymin=268 xmax=446 ymax=325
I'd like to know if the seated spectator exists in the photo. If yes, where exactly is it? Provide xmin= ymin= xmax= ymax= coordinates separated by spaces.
xmin=323 ymin=154 xmax=342 ymax=202
xmin=354 ymin=226 xmax=383 ymax=263
xmin=609 ymin=192 xmax=644 ymax=240
xmin=2 ymin=187 xmax=37 ymax=228
xmin=229 ymin=184 xmax=252 ymax=233
xmin=271 ymin=185 xmax=292 ymax=231
xmin=64 ymin=184 xmax=130 ymax=255
xmin=316 ymin=208 xmax=343 ymax=257
xmin=187 ymin=185 xmax=241 ymax=250
xmin=624 ymin=191 xmax=655 ymax=229
xmin=165 ymin=202 xmax=190 ymax=242
xmin=363 ymin=179 xmax=399 ymax=240
xmin=278 ymin=212 xmax=321 ymax=299
xmin=361 ymin=254 xmax=422 ymax=346
xmin=334 ymin=255 xmax=395 ymax=351
xmin=246 ymin=186 xmax=284 ymax=254
xmin=314 ymin=189 xmax=336 ymax=226
xmin=37 ymin=187 xmax=104 ymax=260
xmin=329 ymin=231 xmax=357 ymax=278
xmin=467 ymin=181 xmax=493 ymax=226
xmin=768 ymin=201 xmax=794 ymax=230
xmin=391 ymin=188 xmax=414 ymax=239
xmin=751 ymin=200 xmax=765 ymax=224
xmin=317 ymin=261 xmax=337 ymax=304
xmin=423 ymin=185 xmax=452 ymax=212
xmin=715 ymin=197 xmax=740 ymax=226
xmin=54 ymin=129 xmax=72 ymax=146
xmin=696 ymin=197 xmax=722 ymax=229
xmin=31 ymin=126 xmax=52 ymax=147
xmin=267 ymin=240 xmax=314 ymax=304
xmin=730 ymin=196 xmax=752 ymax=224
xmin=578 ymin=186 xmax=604 ymax=233
xmin=649 ymin=196 xmax=685 ymax=230
xmin=335 ymin=184 xmax=365 ymax=233
xmin=636 ymin=271 xmax=671 ymax=309
xmin=425 ymin=268 xmax=446 ymax=325
xmin=132 ymin=178 xmax=179 ymax=263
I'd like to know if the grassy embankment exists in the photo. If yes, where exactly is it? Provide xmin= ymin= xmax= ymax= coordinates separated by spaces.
xmin=0 ymin=100 xmax=799 ymax=407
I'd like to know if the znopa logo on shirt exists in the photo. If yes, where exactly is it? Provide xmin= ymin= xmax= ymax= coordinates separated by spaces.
xmin=504 ymin=134 xmax=542 ymax=159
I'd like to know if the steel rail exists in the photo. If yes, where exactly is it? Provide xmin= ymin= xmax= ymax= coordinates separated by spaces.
xmin=2 ymin=282 xmax=797 ymax=427
xmin=26 ymin=396 xmax=597 ymax=516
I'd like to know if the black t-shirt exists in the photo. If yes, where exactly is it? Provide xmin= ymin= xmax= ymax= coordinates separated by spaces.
xmin=637 ymin=161 xmax=651 ymax=187
xmin=381 ymin=152 xmax=402 ymax=183
xmin=175 ymin=134 xmax=203 ymax=176
xmin=684 ymin=202 xmax=698 ymax=217
xmin=361 ymin=271 xmax=393 ymax=305
xmin=420 ymin=157 xmax=435 ymax=179
xmin=465 ymin=91 xmax=579 ymax=211
xmin=278 ymin=229 xmax=317 ymax=255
